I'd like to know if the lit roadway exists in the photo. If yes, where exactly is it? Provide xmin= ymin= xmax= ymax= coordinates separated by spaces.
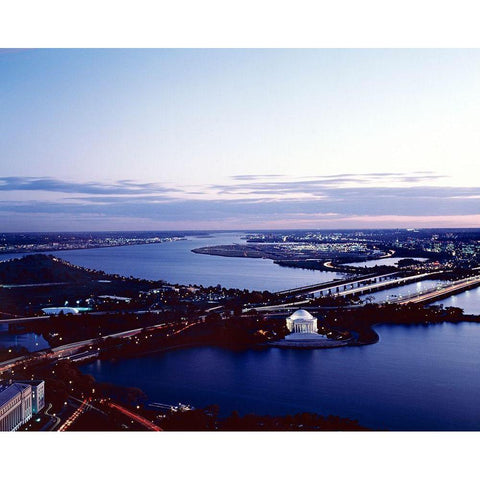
xmin=275 ymin=271 xmax=437 ymax=298
xmin=394 ymin=275 xmax=480 ymax=305
xmin=57 ymin=396 xmax=163 ymax=431
xmin=0 ymin=319 xmax=203 ymax=374
xmin=0 ymin=315 xmax=50 ymax=325
xmin=0 ymin=308 xmax=170 ymax=326
xmin=332 ymin=272 xmax=436 ymax=298
xmin=251 ymin=272 xmax=438 ymax=312
xmin=274 ymin=272 xmax=399 ymax=296
xmin=58 ymin=397 xmax=90 ymax=431
xmin=106 ymin=401 xmax=162 ymax=431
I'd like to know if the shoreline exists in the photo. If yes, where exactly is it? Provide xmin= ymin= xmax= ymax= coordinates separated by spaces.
xmin=80 ymin=316 xmax=480 ymax=362
xmin=0 ymin=238 xmax=186 ymax=257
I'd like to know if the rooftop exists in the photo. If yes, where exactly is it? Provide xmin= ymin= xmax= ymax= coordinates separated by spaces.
xmin=0 ymin=383 xmax=30 ymax=407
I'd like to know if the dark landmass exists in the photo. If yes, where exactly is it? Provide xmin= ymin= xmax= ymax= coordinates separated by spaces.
xmin=0 ymin=254 xmax=103 ymax=284
xmin=192 ymin=244 xmax=385 ymax=264
xmin=0 ymin=255 xmax=167 ymax=316
xmin=0 ymin=254 xmax=282 ymax=318
xmin=161 ymin=406 xmax=371 ymax=431
xmin=320 ymin=302 xmax=477 ymax=345
xmin=192 ymin=244 xmax=276 ymax=259
xmin=0 ymin=345 xmax=29 ymax=362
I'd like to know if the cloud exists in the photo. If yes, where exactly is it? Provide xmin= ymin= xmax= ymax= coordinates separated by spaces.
xmin=0 ymin=177 xmax=179 ymax=195
xmin=221 ymin=172 xmax=447 ymax=195
xmin=1 ymin=184 xmax=479 ymax=220
xmin=1 ymin=172 xmax=478 ymax=230
xmin=230 ymin=174 xmax=287 ymax=181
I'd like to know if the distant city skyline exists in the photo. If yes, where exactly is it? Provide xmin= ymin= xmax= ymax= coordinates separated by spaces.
xmin=1 ymin=49 xmax=480 ymax=231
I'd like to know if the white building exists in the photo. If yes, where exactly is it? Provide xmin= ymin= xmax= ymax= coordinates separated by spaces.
xmin=42 ymin=307 xmax=80 ymax=315
xmin=17 ymin=380 xmax=45 ymax=414
xmin=0 ymin=383 xmax=33 ymax=432
xmin=284 ymin=309 xmax=324 ymax=341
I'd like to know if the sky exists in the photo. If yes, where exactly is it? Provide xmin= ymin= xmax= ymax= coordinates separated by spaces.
xmin=1 ymin=48 xmax=480 ymax=231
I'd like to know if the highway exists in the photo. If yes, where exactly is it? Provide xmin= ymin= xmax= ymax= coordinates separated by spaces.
xmin=275 ymin=271 xmax=436 ymax=298
xmin=250 ymin=272 xmax=438 ymax=312
xmin=58 ymin=397 xmax=90 ymax=431
xmin=106 ymin=401 xmax=162 ymax=431
xmin=246 ymin=299 xmax=310 ymax=313
xmin=0 ymin=315 xmax=51 ymax=325
xmin=395 ymin=275 xmax=480 ymax=305
xmin=274 ymin=272 xmax=398 ymax=296
xmin=332 ymin=272 xmax=436 ymax=297
xmin=0 ymin=317 xmax=203 ymax=374
xmin=0 ymin=321 xmax=171 ymax=373
xmin=0 ymin=308 xmax=169 ymax=326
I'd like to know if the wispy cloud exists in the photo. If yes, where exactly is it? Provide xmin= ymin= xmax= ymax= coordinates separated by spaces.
xmin=0 ymin=177 xmax=179 ymax=195
xmin=230 ymin=174 xmax=287 ymax=181
xmin=1 ymin=172 xmax=478 ymax=231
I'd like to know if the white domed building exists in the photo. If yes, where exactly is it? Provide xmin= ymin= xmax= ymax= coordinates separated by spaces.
xmin=285 ymin=309 xmax=324 ymax=341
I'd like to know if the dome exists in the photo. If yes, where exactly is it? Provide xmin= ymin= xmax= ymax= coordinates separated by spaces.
xmin=285 ymin=308 xmax=320 ymax=339
xmin=288 ymin=309 xmax=314 ymax=320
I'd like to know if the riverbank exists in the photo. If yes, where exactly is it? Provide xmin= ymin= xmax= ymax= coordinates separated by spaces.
xmin=0 ymin=237 xmax=186 ymax=256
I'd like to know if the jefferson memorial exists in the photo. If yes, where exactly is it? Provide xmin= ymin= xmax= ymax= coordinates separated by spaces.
xmin=284 ymin=309 xmax=324 ymax=341
xmin=268 ymin=308 xmax=351 ymax=348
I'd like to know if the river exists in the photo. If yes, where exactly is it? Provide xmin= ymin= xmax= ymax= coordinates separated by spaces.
xmin=80 ymin=322 xmax=480 ymax=431
xmin=0 ymin=233 xmax=342 ymax=291
xmin=0 ymin=324 xmax=50 ymax=352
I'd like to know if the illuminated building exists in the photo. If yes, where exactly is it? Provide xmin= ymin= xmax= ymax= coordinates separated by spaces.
xmin=284 ymin=309 xmax=324 ymax=341
xmin=17 ymin=380 xmax=45 ymax=414
xmin=0 ymin=383 xmax=33 ymax=431
xmin=0 ymin=380 xmax=45 ymax=431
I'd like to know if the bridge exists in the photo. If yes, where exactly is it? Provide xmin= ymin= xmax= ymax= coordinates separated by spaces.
xmin=275 ymin=272 xmax=398 ymax=296
xmin=393 ymin=275 xmax=480 ymax=305
xmin=251 ymin=272 xmax=439 ymax=312
xmin=0 ymin=321 xmax=169 ymax=373
xmin=0 ymin=315 xmax=51 ymax=326
xmin=0 ymin=308 xmax=174 ymax=329
xmin=331 ymin=272 xmax=437 ymax=298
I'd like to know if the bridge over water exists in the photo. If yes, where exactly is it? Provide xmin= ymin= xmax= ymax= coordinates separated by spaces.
xmin=252 ymin=272 xmax=440 ymax=312
xmin=392 ymin=275 xmax=480 ymax=305
xmin=275 ymin=272 xmax=398 ymax=296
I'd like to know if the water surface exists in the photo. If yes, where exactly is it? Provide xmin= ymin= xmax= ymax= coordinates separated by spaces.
xmin=81 ymin=323 xmax=480 ymax=431
xmin=0 ymin=233 xmax=342 ymax=291
xmin=360 ymin=279 xmax=447 ymax=303
xmin=432 ymin=286 xmax=480 ymax=315
xmin=0 ymin=324 xmax=50 ymax=352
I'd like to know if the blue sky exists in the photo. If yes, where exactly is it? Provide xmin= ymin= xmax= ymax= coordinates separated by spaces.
xmin=1 ymin=49 xmax=480 ymax=231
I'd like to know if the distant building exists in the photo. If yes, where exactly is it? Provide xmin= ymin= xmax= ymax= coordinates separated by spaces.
xmin=97 ymin=295 xmax=131 ymax=303
xmin=0 ymin=383 xmax=33 ymax=431
xmin=42 ymin=307 xmax=80 ymax=315
xmin=0 ymin=380 xmax=45 ymax=431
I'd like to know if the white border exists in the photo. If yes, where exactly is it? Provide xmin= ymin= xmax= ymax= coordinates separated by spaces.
xmin=1 ymin=0 xmax=480 ymax=47
xmin=2 ymin=1 xmax=480 ymax=476
xmin=2 ymin=432 xmax=480 ymax=479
